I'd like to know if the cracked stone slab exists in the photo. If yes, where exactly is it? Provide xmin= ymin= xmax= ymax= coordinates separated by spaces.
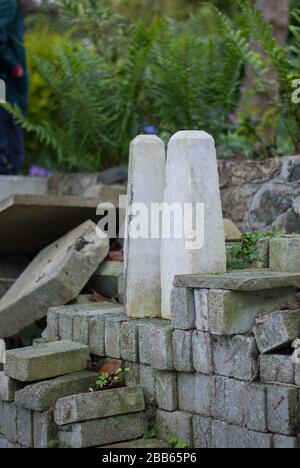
xmin=0 ymin=220 xmax=109 ymax=338
xmin=174 ymin=271 xmax=300 ymax=291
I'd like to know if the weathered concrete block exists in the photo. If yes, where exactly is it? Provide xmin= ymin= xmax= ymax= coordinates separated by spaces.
xmin=209 ymin=288 xmax=297 ymax=336
xmin=156 ymin=371 xmax=178 ymax=411
xmin=211 ymin=420 xmax=272 ymax=449
xmin=178 ymin=373 xmax=194 ymax=412
xmin=5 ymin=341 xmax=90 ymax=382
xmin=254 ymin=237 xmax=270 ymax=269
xmin=0 ymin=372 xmax=24 ymax=402
xmin=172 ymin=330 xmax=194 ymax=372
xmin=212 ymin=377 xmax=268 ymax=432
xmin=194 ymin=374 xmax=216 ymax=417
xmin=138 ymin=319 xmax=169 ymax=365
xmin=212 ymin=335 xmax=259 ymax=381
xmin=194 ymin=289 xmax=209 ymax=332
xmin=192 ymin=331 xmax=213 ymax=375
xmin=58 ymin=312 xmax=73 ymax=341
xmin=161 ymin=131 xmax=226 ymax=319
xmin=139 ymin=365 xmax=156 ymax=405
xmin=0 ymin=401 xmax=4 ymax=433
xmin=59 ymin=413 xmax=147 ymax=448
xmin=55 ymin=386 xmax=145 ymax=425
xmin=17 ymin=407 xmax=33 ymax=448
xmin=120 ymin=321 xmax=139 ymax=362
xmin=170 ymin=288 xmax=195 ymax=330
xmin=270 ymin=237 xmax=300 ymax=273
xmin=125 ymin=136 xmax=165 ymax=319
xmin=254 ymin=309 xmax=300 ymax=354
xmin=3 ymin=402 xmax=18 ymax=443
xmin=260 ymin=355 xmax=294 ymax=384
xmin=273 ymin=434 xmax=298 ymax=449
xmin=88 ymin=261 xmax=123 ymax=299
xmin=267 ymin=385 xmax=299 ymax=435
xmin=193 ymin=416 xmax=212 ymax=449
xmin=33 ymin=410 xmax=57 ymax=449
xmin=73 ymin=314 xmax=89 ymax=345
xmin=294 ymin=364 xmax=300 ymax=386
xmin=0 ymin=220 xmax=110 ymax=338
xmin=124 ymin=361 xmax=140 ymax=387
xmin=156 ymin=410 xmax=193 ymax=447
xmin=15 ymin=371 xmax=98 ymax=412
xmin=150 ymin=326 xmax=173 ymax=370
xmin=46 ymin=308 xmax=60 ymax=342
xmin=89 ymin=317 xmax=105 ymax=357
xmin=105 ymin=315 xmax=128 ymax=359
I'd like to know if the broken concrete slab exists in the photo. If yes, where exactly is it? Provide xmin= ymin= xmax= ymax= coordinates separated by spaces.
xmin=54 ymin=386 xmax=145 ymax=425
xmin=174 ymin=271 xmax=300 ymax=291
xmin=15 ymin=371 xmax=98 ymax=411
xmin=254 ymin=310 xmax=300 ymax=354
xmin=0 ymin=220 xmax=109 ymax=338
xmin=0 ymin=194 xmax=113 ymax=257
xmin=58 ymin=413 xmax=147 ymax=448
xmin=5 ymin=341 xmax=90 ymax=382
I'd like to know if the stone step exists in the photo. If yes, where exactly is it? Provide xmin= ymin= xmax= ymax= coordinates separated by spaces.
xmin=5 ymin=341 xmax=90 ymax=382
xmin=174 ymin=271 xmax=300 ymax=291
xmin=103 ymin=438 xmax=171 ymax=448
xmin=54 ymin=385 xmax=145 ymax=426
xmin=14 ymin=371 xmax=98 ymax=412
xmin=58 ymin=413 xmax=147 ymax=448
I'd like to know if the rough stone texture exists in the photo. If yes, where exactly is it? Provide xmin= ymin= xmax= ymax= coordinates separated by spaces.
xmin=105 ymin=315 xmax=129 ymax=359
xmin=270 ymin=237 xmax=300 ymax=273
xmin=192 ymin=331 xmax=213 ymax=375
xmin=212 ymin=335 xmax=259 ymax=381
xmin=294 ymin=364 xmax=300 ymax=386
xmin=267 ymin=385 xmax=299 ymax=435
xmin=255 ymin=238 xmax=270 ymax=269
xmin=15 ymin=371 xmax=98 ymax=411
xmin=58 ymin=413 xmax=147 ymax=448
xmin=89 ymin=317 xmax=105 ymax=357
xmin=156 ymin=410 xmax=193 ymax=447
xmin=194 ymin=374 xmax=216 ymax=418
xmin=104 ymin=438 xmax=170 ymax=449
xmin=211 ymin=420 xmax=272 ymax=449
xmin=150 ymin=326 xmax=173 ymax=371
xmin=17 ymin=407 xmax=33 ymax=447
xmin=124 ymin=361 xmax=140 ymax=387
xmin=138 ymin=319 xmax=169 ymax=365
xmin=254 ymin=309 xmax=300 ymax=354
xmin=139 ymin=365 xmax=156 ymax=405
xmin=161 ymin=131 xmax=226 ymax=320
xmin=193 ymin=416 xmax=212 ymax=449
xmin=223 ymin=219 xmax=242 ymax=241
xmin=170 ymin=288 xmax=196 ymax=330
xmin=120 ymin=321 xmax=139 ymax=362
xmin=3 ymin=402 xmax=18 ymax=443
xmin=218 ymin=156 xmax=300 ymax=233
xmin=0 ymin=372 xmax=24 ymax=402
xmin=208 ymin=288 xmax=297 ymax=336
xmin=88 ymin=261 xmax=123 ymax=299
xmin=5 ymin=341 xmax=90 ymax=382
xmin=0 ymin=220 xmax=109 ymax=338
xmin=273 ymin=434 xmax=298 ymax=449
xmin=54 ymin=386 xmax=145 ymax=425
xmin=260 ymin=355 xmax=295 ymax=384
xmin=178 ymin=373 xmax=194 ymax=413
xmin=175 ymin=271 xmax=300 ymax=291
xmin=124 ymin=135 xmax=165 ymax=318
xmin=156 ymin=371 xmax=178 ymax=411
xmin=33 ymin=410 xmax=57 ymax=449
xmin=194 ymin=289 xmax=209 ymax=332
xmin=172 ymin=330 xmax=194 ymax=373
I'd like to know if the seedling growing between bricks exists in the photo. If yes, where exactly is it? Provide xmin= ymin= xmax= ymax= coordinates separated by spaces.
xmin=96 ymin=368 xmax=129 ymax=390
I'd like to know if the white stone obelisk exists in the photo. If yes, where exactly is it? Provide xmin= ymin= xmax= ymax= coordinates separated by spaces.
xmin=124 ymin=135 xmax=166 ymax=318
xmin=161 ymin=131 xmax=226 ymax=320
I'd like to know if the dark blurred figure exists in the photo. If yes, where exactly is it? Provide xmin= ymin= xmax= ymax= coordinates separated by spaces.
xmin=0 ymin=0 xmax=36 ymax=175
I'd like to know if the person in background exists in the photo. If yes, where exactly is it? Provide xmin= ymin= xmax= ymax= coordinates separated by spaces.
xmin=0 ymin=0 xmax=37 ymax=175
